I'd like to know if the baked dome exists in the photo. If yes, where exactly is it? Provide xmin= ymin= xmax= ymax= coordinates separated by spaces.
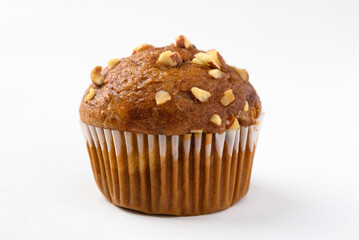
xmin=79 ymin=36 xmax=261 ymax=135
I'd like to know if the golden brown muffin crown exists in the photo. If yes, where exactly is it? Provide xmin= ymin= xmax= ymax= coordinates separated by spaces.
xmin=79 ymin=36 xmax=261 ymax=135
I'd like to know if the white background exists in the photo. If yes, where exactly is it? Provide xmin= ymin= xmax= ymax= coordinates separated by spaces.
xmin=1 ymin=0 xmax=358 ymax=239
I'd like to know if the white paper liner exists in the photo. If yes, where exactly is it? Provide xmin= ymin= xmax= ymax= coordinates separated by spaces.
xmin=80 ymin=113 xmax=264 ymax=215
xmin=82 ymin=122 xmax=263 ymax=153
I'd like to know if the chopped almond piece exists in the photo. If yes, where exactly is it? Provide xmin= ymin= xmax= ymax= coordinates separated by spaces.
xmin=158 ymin=50 xmax=182 ymax=67
xmin=207 ymin=49 xmax=226 ymax=71
xmin=175 ymin=35 xmax=191 ymax=48
xmin=210 ymin=114 xmax=222 ymax=127
xmin=234 ymin=67 xmax=249 ymax=82
xmin=192 ymin=57 xmax=205 ymax=66
xmin=132 ymin=44 xmax=153 ymax=54
xmin=192 ymin=52 xmax=220 ymax=69
xmin=208 ymin=69 xmax=224 ymax=79
xmin=107 ymin=58 xmax=120 ymax=70
xmin=191 ymin=87 xmax=211 ymax=102
xmin=90 ymin=66 xmax=104 ymax=86
xmin=155 ymin=90 xmax=171 ymax=105
xmin=226 ymin=115 xmax=240 ymax=130
xmin=220 ymin=89 xmax=235 ymax=106
xmin=193 ymin=53 xmax=211 ymax=67
xmin=85 ymin=87 xmax=96 ymax=101
xmin=244 ymin=101 xmax=249 ymax=112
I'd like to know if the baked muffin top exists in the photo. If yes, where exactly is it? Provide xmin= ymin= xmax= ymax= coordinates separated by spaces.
xmin=79 ymin=36 xmax=261 ymax=135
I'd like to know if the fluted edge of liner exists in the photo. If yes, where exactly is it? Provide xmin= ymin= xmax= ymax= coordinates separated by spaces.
xmin=80 ymin=114 xmax=263 ymax=215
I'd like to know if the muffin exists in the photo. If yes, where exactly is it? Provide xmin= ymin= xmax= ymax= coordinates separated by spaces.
xmin=79 ymin=35 xmax=263 ymax=215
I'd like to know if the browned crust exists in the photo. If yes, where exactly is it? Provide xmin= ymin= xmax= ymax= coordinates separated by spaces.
xmin=79 ymin=44 xmax=261 ymax=135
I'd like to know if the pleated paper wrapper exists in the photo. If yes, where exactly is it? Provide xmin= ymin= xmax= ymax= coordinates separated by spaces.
xmin=80 ymin=114 xmax=263 ymax=216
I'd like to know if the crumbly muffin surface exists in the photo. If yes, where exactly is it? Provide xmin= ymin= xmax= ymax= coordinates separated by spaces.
xmin=79 ymin=37 xmax=261 ymax=135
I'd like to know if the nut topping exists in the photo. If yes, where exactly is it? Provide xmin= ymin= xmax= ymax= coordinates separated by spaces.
xmin=158 ymin=50 xmax=182 ymax=67
xmin=192 ymin=57 xmax=204 ymax=65
xmin=85 ymin=87 xmax=96 ymax=101
xmin=220 ymin=89 xmax=235 ymax=106
xmin=175 ymin=35 xmax=191 ymax=48
xmin=234 ymin=67 xmax=249 ymax=82
xmin=226 ymin=115 xmax=240 ymax=130
xmin=132 ymin=44 xmax=153 ymax=54
xmin=90 ymin=66 xmax=104 ymax=86
xmin=107 ymin=58 xmax=120 ymax=70
xmin=210 ymin=114 xmax=222 ymax=127
xmin=155 ymin=90 xmax=171 ymax=105
xmin=191 ymin=87 xmax=211 ymax=102
xmin=207 ymin=50 xmax=226 ymax=71
xmin=208 ymin=69 xmax=224 ymax=79
xmin=192 ymin=52 xmax=220 ymax=69
xmin=244 ymin=101 xmax=249 ymax=112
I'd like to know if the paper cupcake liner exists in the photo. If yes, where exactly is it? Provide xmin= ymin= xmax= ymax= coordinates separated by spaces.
xmin=80 ymin=114 xmax=264 ymax=215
